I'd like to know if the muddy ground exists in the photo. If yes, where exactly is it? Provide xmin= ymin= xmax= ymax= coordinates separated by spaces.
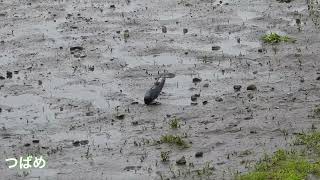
xmin=0 ymin=0 xmax=320 ymax=179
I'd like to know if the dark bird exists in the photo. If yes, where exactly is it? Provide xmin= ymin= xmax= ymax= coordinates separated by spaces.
xmin=144 ymin=77 xmax=166 ymax=105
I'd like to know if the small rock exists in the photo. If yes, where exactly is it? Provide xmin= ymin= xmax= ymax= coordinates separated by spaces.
xmin=131 ymin=101 xmax=139 ymax=104
xmin=253 ymin=71 xmax=258 ymax=74
xmin=192 ymin=77 xmax=202 ymax=83
xmin=183 ymin=28 xmax=188 ymax=34
xmin=247 ymin=84 xmax=257 ymax=91
xmin=162 ymin=26 xmax=167 ymax=33
xmin=176 ymin=156 xmax=186 ymax=165
xmin=258 ymin=49 xmax=263 ymax=53
xmin=191 ymin=95 xmax=198 ymax=101
xmin=203 ymin=83 xmax=209 ymax=87
xmin=6 ymin=71 xmax=12 ymax=79
xmin=0 ymin=76 xmax=5 ymax=80
xmin=132 ymin=121 xmax=139 ymax=126
xmin=80 ymin=140 xmax=89 ymax=145
xmin=191 ymin=102 xmax=198 ymax=106
xmin=14 ymin=70 xmax=19 ymax=74
xmin=24 ymin=143 xmax=31 ymax=147
xmin=212 ymin=46 xmax=221 ymax=51
xmin=195 ymin=152 xmax=203 ymax=158
xmin=38 ymin=80 xmax=42 ymax=85
xmin=233 ymin=85 xmax=242 ymax=91
xmin=110 ymin=4 xmax=115 ymax=8
xmin=215 ymin=97 xmax=223 ymax=102
xmin=202 ymin=101 xmax=208 ymax=105
xmin=316 ymin=76 xmax=320 ymax=80
xmin=32 ymin=140 xmax=40 ymax=143
xmin=72 ymin=141 xmax=80 ymax=147
xmin=70 ymin=46 xmax=83 ymax=52
xmin=116 ymin=114 xmax=125 ymax=120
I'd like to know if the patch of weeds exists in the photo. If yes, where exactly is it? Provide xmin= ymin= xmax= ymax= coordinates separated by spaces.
xmin=262 ymin=32 xmax=296 ymax=44
xmin=295 ymin=132 xmax=320 ymax=155
xmin=237 ymin=149 xmax=320 ymax=180
xmin=314 ymin=105 xmax=320 ymax=118
xmin=160 ymin=134 xmax=189 ymax=148
xmin=169 ymin=117 xmax=180 ymax=129
xmin=195 ymin=161 xmax=215 ymax=177
xmin=161 ymin=151 xmax=170 ymax=162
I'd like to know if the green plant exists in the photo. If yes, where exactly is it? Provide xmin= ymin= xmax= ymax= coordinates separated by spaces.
xmin=296 ymin=132 xmax=320 ymax=155
xmin=262 ymin=32 xmax=296 ymax=44
xmin=169 ymin=118 xmax=180 ymax=129
xmin=160 ymin=134 xmax=189 ymax=148
xmin=314 ymin=105 xmax=320 ymax=117
xmin=237 ymin=149 xmax=320 ymax=180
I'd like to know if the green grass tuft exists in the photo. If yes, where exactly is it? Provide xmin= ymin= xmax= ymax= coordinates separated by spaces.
xmin=169 ymin=117 xmax=180 ymax=129
xmin=262 ymin=32 xmax=296 ymax=44
xmin=237 ymin=149 xmax=320 ymax=180
xmin=296 ymin=132 xmax=320 ymax=155
xmin=160 ymin=134 xmax=189 ymax=148
xmin=314 ymin=105 xmax=320 ymax=118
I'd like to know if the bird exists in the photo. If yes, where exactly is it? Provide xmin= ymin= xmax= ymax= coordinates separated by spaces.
xmin=144 ymin=77 xmax=166 ymax=105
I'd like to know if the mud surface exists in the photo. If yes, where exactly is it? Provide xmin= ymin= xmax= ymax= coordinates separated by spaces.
xmin=0 ymin=0 xmax=320 ymax=179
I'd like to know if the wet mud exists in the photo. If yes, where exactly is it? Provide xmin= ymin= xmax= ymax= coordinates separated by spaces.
xmin=0 ymin=0 xmax=320 ymax=179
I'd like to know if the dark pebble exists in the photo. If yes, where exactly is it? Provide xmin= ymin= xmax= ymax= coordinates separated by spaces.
xmin=24 ymin=143 xmax=31 ymax=147
xmin=316 ymin=76 xmax=320 ymax=80
xmin=73 ymin=141 xmax=80 ymax=147
xmin=183 ymin=28 xmax=188 ymax=34
xmin=32 ymin=140 xmax=40 ymax=143
xmin=70 ymin=46 xmax=83 ymax=52
xmin=192 ymin=77 xmax=202 ymax=83
xmin=247 ymin=84 xmax=257 ymax=91
xmin=202 ymin=101 xmax=208 ymax=105
xmin=80 ymin=140 xmax=89 ymax=145
xmin=116 ymin=114 xmax=125 ymax=120
xmin=162 ymin=26 xmax=167 ymax=33
xmin=212 ymin=46 xmax=221 ymax=51
xmin=233 ymin=85 xmax=242 ymax=91
xmin=203 ymin=83 xmax=209 ymax=87
xmin=191 ymin=95 xmax=198 ymax=101
xmin=195 ymin=152 xmax=203 ymax=158
xmin=191 ymin=102 xmax=198 ymax=106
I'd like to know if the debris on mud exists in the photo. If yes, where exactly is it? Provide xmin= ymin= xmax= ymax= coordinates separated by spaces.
xmin=233 ymin=85 xmax=242 ymax=91
xmin=176 ymin=156 xmax=186 ymax=165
